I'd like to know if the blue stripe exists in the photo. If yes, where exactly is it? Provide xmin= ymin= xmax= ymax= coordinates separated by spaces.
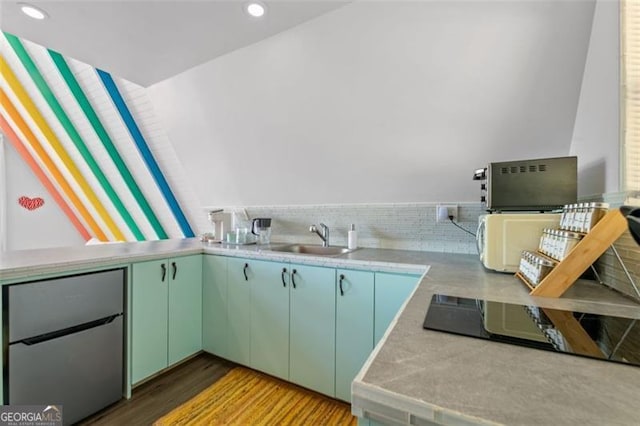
xmin=97 ymin=69 xmax=195 ymax=238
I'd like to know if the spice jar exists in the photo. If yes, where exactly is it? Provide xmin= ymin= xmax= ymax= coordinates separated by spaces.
xmin=581 ymin=202 xmax=609 ymax=233
xmin=557 ymin=231 xmax=582 ymax=261
xmin=539 ymin=229 xmax=550 ymax=256
xmin=559 ymin=204 xmax=571 ymax=230
xmin=519 ymin=251 xmax=556 ymax=286
xmin=571 ymin=203 xmax=585 ymax=232
xmin=562 ymin=204 xmax=577 ymax=231
xmin=536 ymin=256 xmax=556 ymax=285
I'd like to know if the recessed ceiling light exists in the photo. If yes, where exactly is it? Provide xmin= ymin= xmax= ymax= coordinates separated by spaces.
xmin=245 ymin=2 xmax=266 ymax=18
xmin=18 ymin=3 xmax=48 ymax=20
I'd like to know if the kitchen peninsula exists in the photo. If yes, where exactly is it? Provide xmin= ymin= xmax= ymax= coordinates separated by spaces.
xmin=1 ymin=239 xmax=639 ymax=425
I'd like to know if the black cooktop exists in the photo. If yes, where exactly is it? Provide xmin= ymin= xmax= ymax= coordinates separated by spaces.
xmin=423 ymin=294 xmax=640 ymax=367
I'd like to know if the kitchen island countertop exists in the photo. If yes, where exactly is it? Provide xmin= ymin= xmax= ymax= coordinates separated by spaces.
xmin=353 ymin=252 xmax=640 ymax=426
xmin=1 ymin=240 xmax=639 ymax=425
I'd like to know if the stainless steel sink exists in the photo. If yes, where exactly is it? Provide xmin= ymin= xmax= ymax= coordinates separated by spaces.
xmin=269 ymin=244 xmax=355 ymax=256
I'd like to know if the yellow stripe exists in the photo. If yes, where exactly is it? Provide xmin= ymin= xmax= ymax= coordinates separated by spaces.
xmin=0 ymin=89 xmax=108 ymax=241
xmin=0 ymin=54 xmax=126 ymax=241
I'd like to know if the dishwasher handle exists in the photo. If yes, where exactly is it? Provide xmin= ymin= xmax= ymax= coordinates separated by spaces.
xmin=13 ymin=314 xmax=122 ymax=346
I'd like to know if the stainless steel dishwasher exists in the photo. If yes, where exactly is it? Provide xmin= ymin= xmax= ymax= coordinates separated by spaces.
xmin=4 ymin=268 xmax=124 ymax=425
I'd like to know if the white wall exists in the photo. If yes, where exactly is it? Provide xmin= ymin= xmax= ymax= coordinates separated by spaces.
xmin=0 ymin=133 xmax=6 ymax=251
xmin=1 ymin=133 xmax=84 ymax=250
xmin=570 ymin=0 xmax=620 ymax=197
xmin=148 ymin=0 xmax=596 ymax=207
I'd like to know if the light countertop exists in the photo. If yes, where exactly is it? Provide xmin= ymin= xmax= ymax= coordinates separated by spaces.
xmin=1 ymin=240 xmax=639 ymax=425
xmin=352 ymin=252 xmax=640 ymax=426
xmin=0 ymin=239 xmax=428 ymax=282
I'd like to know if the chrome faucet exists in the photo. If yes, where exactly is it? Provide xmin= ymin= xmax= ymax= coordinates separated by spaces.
xmin=309 ymin=223 xmax=330 ymax=247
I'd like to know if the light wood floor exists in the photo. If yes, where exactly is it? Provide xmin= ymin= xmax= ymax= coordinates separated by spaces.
xmin=154 ymin=366 xmax=356 ymax=425
xmin=79 ymin=353 xmax=236 ymax=425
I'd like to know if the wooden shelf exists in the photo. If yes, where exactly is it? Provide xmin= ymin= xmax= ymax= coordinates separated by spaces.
xmin=540 ymin=308 xmax=605 ymax=358
xmin=518 ymin=209 xmax=627 ymax=298
xmin=515 ymin=271 xmax=535 ymax=291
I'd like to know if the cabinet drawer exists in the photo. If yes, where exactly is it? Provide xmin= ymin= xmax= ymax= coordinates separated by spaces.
xmin=8 ymin=269 xmax=124 ymax=341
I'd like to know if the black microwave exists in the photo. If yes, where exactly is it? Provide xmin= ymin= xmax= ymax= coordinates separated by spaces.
xmin=473 ymin=156 xmax=577 ymax=212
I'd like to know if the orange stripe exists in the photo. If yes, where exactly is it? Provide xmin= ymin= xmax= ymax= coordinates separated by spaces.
xmin=0 ymin=54 xmax=125 ymax=241
xmin=0 ymin=114 xmax=91 ymax=241
xmin=0 ymin=88 xmax=108 ymax=241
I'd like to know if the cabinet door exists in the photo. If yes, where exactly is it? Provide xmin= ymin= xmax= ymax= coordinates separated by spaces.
xmin=227 ymin=257 xmax=252 ymax=365
xmin=168 ymin=255 xmax=203 ymax=366
xmin=289 ymin=264 xmax=336 ymax=396
xmin=131 ymin=259 xmax=169 ymax=384
xmin=336 ymin=269 xmax=374 ymax=402
xmin=203 ymin=255 xmax=228 ymax=357
xmin=250 ymin=260 xmax=290 ymax=380
xmin=374 ymin=272 xmax=419 ymax=345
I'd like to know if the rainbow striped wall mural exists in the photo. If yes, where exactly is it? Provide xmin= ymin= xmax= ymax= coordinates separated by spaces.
xmin=0 ymin=32 xmax=200 ymax=243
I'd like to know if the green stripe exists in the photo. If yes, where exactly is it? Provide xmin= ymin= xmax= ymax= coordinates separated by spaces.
xmin=48 ymin=50 xmax=168 ymax=240
xmin=4 ymin=32 xmax=146 ymax=241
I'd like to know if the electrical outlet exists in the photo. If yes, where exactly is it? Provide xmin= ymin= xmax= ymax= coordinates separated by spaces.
xmin=436 ymin=204 xmax=458 ymax=223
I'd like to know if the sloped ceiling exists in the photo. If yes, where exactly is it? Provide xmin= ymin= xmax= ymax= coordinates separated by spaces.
xmin=0 ymin=0 xmax=349 ymax=87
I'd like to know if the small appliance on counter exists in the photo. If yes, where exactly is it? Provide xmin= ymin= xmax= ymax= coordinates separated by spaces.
xmin=201 ymin=209 xmax=231 ymax=243
xmin=251 ymin=218 xmax=272 ymax=245
xmin=473 ymin=156 xmax=577 ymax=212
xmin=477 ymin=213 xmax=561 ymax=272
xmin=200 ymin=209 xmax=231 ymax=243
xmin=423 ymin=294 xmax=639 ymax=368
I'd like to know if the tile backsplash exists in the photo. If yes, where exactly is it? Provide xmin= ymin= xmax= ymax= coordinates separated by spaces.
xmin=215 ymin=202 xmax=484 ymax=254
xmin=580 ymin=193 xmax=640 ymax=302
xmin=205 ymin=200 xmax=640 ymax=302
xmin=597 ymin=231 xmax=640 ymax=302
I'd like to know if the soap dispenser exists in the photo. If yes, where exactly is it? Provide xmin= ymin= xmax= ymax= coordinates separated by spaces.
xmin=348 ymin=224 xmax=358 ymax=249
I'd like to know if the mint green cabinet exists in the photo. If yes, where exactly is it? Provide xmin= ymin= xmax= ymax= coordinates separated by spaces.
xmin=201 ymin=255 xmax=419 ymax=402
xmin=227 ymin=257 xmax=252 ymax=365
xmin=168 ymin=255 xmax=202 ymax=365
xmin=131 ymin=255 xmax=202 ymax=385
xmin=131 ymin=259 xmax=169 ymax=384
xmin=335 ymin=269 xmax=374 ymax=402
xmin=374 ymin=272 xmax=420 ymax=345
xmin=203 ymin=255 xmax=228 ymax=357
xmin=250 ymin=260 xmax=290 ymax=380
xmin=289 ymin=264 xmax=336 ymax=397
